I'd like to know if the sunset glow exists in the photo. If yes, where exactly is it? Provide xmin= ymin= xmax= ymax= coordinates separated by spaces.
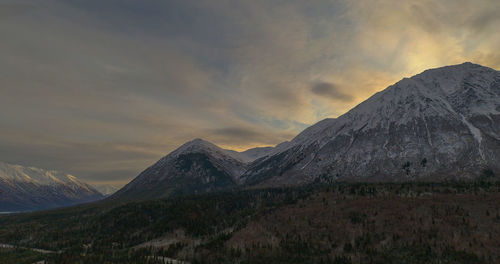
xmin=1 ymin=0 xmax=500 ymax=185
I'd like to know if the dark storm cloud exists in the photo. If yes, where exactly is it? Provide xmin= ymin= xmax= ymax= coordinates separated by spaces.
xmin=311 ymin=82 xmax=354 ymax=102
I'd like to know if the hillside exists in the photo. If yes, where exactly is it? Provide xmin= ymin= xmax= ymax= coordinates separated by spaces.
xmin=111 ymin=139 xmax=249 ymax=200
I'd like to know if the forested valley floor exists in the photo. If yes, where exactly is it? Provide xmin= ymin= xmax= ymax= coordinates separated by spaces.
xmin=1 ymin=181 xmax=500 ymax=263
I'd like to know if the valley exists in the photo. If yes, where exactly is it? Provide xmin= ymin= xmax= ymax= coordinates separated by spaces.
xmin=1 ymin=181 xmax=500 ymax=263
xmin=3 ymin=1 xmax=500 ymax=262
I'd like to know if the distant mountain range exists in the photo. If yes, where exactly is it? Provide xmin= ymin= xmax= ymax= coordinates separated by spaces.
xmin=0 ymin=162 xmax=103 ymax=211
xmin=112 ymin=62 xmax=500 ymax=201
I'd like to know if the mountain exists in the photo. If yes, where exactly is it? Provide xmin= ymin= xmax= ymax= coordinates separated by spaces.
xmin=240 ymin=147 xmax=274 ymax=162
xmin=93 ymin=184 xmax=120 ymax=196
xmin=242 ymin=62 xmax=500 ymax=185
xmin=113 ymin=62 xmax=500 ymax=199
xmin=0 ymin=162 xmax=103 ymax=212
xmin=111 ymin=139 xmax=252 ymax=200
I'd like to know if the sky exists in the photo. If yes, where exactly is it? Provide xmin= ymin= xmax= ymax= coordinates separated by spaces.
xmin=1 ymin=0 xmax=500 ymax=186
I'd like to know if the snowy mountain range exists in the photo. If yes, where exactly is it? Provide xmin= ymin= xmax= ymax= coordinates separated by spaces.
xmin=0 ymin=162 xmax=103 ymax=211
xmin=110 ymin=62 xmax=499 ymax=199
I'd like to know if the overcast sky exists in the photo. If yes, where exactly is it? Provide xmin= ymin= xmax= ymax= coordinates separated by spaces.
xmin=1 ymin=0 xmax=500 ymax=186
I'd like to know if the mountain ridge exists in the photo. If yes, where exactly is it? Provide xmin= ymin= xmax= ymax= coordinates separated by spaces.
xmin=112 ymin=139 xmax=246 ymax=200
xmin=112 ymin=62 xmax=500 ymax=199
xmin=0 ymin=161 xmax=104 ymax=211
xmin=242 ymin=62 xmax=500 ymax=185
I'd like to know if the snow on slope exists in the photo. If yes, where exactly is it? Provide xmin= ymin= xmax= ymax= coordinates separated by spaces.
xmin=112 ymin=137 xmax=278 ymax=200
xmin=237 ymin=146 xmax=274 ymax=162
xmin=114 ymin=62 xmax=500 ymax=199
xmin=292 ymin=62 xmax=499 ymax=149
xmin=0 ymin=162 xmax=103 ymax=211
xmin=0 ymin=162 xmax=94 ymax=191
xmin=242 ymin=62 xmax=500 ymax=185
xmin=169 ymin=138 xmax=273 ymax=163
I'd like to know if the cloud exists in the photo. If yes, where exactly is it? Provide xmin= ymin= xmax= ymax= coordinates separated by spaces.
xmin=208 ymin=127 xmax=265 ymax=142
xmin=311 ymin=82 xmax=354 ymax=102
xmin=0 ymin=127 xmax=167 ymax=183
xmin=1 ymin=0 xmax=500 ymax=184
xmin=0 ymin=1 xmax=39 ymax=18
xmin=205 ymin=126 xmax=296 ymax=149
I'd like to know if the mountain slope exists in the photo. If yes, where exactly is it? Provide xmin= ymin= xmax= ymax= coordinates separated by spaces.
xmin=93 ymin=184 xmax=120 ymax=196
xmin=242 ymin=62 xmax=500 ymax=185
xmin=236 ymin=147 xmax=275 ymax=162
xmin=111 ymin=139 xmax=249 ymax=200
xmin=0 ymin=162 xmax=103 ymax=211
xmin=113 ymin=62 xmax=500 ymax=200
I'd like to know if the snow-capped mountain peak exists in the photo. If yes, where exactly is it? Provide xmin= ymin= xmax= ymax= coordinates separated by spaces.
xmin=113 ymin=62 xmax=500 ymax=198
xmin=0 ymin=162 xmax=103 ymax=211
xmin=170 ymin=138 xmax=242 ymax=161
xmin=241 ymin=62 xmax=500 ymax=185
xmin=289 ymin=63 xmax=500 ymax=148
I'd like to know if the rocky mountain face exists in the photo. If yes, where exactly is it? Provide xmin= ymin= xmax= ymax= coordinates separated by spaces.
xmin=112 ymin=139 xmax=258 ymax=200
xmin=0 ymin=162 xmax=103 ymax=211
xmin=114 ymin=62 xmax=500 ymax=199
xmin=243 ymin=62 xmax=500 ymax=185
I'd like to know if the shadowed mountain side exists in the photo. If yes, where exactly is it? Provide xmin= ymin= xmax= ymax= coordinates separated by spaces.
xmin=111 ymin=139 xmax=252 ymax=200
